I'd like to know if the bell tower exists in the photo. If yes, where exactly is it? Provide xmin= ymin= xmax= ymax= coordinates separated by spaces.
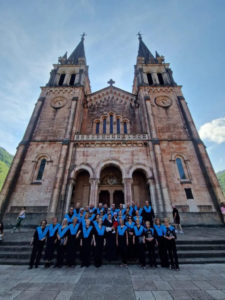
xmin=133 ymin=34 xmax=224 ymax=222
xmin=0 ymin=35 xmax=90 ymax=222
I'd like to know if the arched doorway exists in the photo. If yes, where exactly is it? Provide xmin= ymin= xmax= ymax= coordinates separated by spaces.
xmin=98 ymin=165 xmax=123 ymax=206
xmin=71 ymin=170 xmax=90 ymax=207
xmin=132 ymin=170 xmax=150 ymax=207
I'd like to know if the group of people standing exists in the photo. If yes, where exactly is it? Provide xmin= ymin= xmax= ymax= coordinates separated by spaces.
xmin=29 ymin=201 xmax=179 ymax=270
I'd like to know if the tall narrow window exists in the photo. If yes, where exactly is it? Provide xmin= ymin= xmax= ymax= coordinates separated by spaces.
xmin=69 ymin=74 xmax=76 ymax=86
xmin=110 ymin=115 xmax=113 ymax=134
xmin=176 ymin=158 xmax=186 ymax=180
xmin=157 ymin=73 xmax=164 ymax=85
xmin=96 ymin=122 xmax=100 ymax=134
xmin=36 ymin=159 xmax=46 ymax=181
xmin=117 ymin=118 xmax=120 ymax=134
xmin=185 ymin=188 xmax=194 ymax=200
xmin=124 ymin=122 xmax=128 ymax=134
xmin=147 ymin=73 xmax=153 ymax=85
xmin=58 ymin=74 xmax=65 ymax=86
xmin=103 ymin=119 xmax=106 ymax=134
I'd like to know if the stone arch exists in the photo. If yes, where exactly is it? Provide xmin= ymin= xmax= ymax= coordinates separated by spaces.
xmin=128 ymin=164 xmax=153 ymax=179
xmin=70 ymin=164 xmax=95 ymax=180
xmin=96 ymin=159 xmax=125 ymax=179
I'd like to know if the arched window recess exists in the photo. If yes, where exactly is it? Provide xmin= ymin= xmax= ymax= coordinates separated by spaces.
xmin=31 ymin=155 xmax=52 ymax=184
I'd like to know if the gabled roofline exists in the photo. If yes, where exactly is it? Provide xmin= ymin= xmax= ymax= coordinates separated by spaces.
xmin=87 ymin=85 xmax=136 ymax=97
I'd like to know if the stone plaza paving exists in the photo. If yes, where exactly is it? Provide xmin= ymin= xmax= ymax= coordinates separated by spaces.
xmin=1 ymin=264 xmax=225 ymax=300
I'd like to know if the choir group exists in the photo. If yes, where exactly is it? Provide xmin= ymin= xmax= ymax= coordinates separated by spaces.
xmin=29 ymin=201 xmax=179 ymax=270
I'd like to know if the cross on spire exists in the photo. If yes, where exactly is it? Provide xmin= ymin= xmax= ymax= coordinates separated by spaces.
xmin=81 ymin=32 xmax=86 ymax=41
xmin=137 ymin=32 xmax=142 ymax=41
xmin=107 ymin=79 xmax=115 ymax=86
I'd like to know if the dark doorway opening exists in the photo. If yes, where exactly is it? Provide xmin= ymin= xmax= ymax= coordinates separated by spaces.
xmin=113 ymin=190 xmax=124 ymax=208
xmin=99 ymin=190 xmax=110 ymax=206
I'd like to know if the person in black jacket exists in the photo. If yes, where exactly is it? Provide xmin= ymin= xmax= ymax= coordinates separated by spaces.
xmin=142 ymin=201 xmax=155 ymax=227
xmin=44 ymin=217 xmax=59 ymax=268
xmin=93 ymin=219 xmax=106 ymax=268
xmin=164 ymin=218 xmax=179 ymax=270
xmin=29 ymin=220 xmax=48 ymax=269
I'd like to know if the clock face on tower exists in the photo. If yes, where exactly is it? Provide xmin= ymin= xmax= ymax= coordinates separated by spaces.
xmin=50 ymin=97 xmax=67 ymax=109
xmin=155 ymin=96 xmax=172 ymax=108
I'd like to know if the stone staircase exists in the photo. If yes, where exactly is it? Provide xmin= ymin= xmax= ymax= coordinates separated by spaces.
xmin=0 ymin=238 xmax=225 ymax=265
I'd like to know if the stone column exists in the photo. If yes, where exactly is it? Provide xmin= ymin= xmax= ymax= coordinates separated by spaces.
xmin=64 ymin=73 xmax=70 ymax=86
xmin=110 ymin=190 xmax=114 ymax=206
xmin=162 ymin=72 xmax=170 ymax=85
xmin=65 ymin=178 xmax=75 ymax=214
xmin=123 ymin=178 xmax=133 ymax=205
xmin=151 ymin=72 xmax=159 ymax=85
xmin=147 ymin=178 xmax=157 ymax=214
xmin=89 ymin=178 xmax=99 ymax=206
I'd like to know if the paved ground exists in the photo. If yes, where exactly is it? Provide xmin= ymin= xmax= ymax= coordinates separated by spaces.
xmin=4 ymin=225 xmax=225 ymax=242
xmin=1 ymin=264 xmax=225 ymax=300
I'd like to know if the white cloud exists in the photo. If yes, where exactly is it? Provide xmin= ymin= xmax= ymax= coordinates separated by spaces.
xmin=199 ymin=117 xmax=225 ymax=144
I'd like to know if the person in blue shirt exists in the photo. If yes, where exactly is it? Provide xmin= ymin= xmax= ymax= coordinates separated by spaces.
xmin=93 ymin=219 xmax=106 ymax=268
xmin=29 ymin=220 xmax=48 ymax=269
xmin=133 ymin=210 xmax=143 ymax=225
xmin=44 ymin=217 xmax=59 ymax=268
xmin=64 ymin=207 xmax=76 ymax=225
xmin=116 ymin=219 xmax=128 ymax=267
xmin=164 ymin=218 xmax=179 ymax=270
xmin=154 ymin=218 xmax=168 ymax=267
xmin=145 ymin=221 xmax=157 ymax=268
xmin=133 ymin=219 xmax=146 ymax=268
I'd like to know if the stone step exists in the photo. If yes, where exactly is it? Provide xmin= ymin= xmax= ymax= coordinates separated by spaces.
xmin=0 ymin=257 xmax=224 ymax=266
xmin=176 ymin=240 xmax=225 ymax=245
xmin=0 ymin=249 xmax=225 ymax=260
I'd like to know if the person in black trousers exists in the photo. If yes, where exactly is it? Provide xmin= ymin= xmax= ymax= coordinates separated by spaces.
xmin=133 ymin=219 xmax=146 ymax=268
xmin=154 ymin=218 xmax=168 ymax=267
xmin=116 ymin=219 xmax=128 ymax=267
xmin=93 ymin=219 xmax=106 ymax=268
xmin=55 ymin=219 xmax=69 ymax=267
xmin=29 ymin=220 xmax=48 ymax=269
xmin=145 ymin=220 xmax=157 ymax=267
xmin=67 ymin=217 xmax=80 ymax=267
xmin=164 ymin=218 xmax=179 ymax=270
xmin=104 ymin=213 xmax=117 ymax=261
xmin=78 ymin=219 xmax=95 ymax=267
xmin=44 ymin=217 xmax=59 ymax=268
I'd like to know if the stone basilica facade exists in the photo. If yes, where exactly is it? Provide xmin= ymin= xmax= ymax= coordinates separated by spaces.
xmin=0 ymin=34 xmax=224 ymax=225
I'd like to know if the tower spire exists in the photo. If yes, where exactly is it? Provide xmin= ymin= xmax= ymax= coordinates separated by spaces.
xmin=137 ymin=33 xmax=157 ymax=64
xmin=67 ymin=33 xmax=86 ymax=65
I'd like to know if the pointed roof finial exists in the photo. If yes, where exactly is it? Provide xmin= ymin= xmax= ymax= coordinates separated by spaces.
xmin=137 ymin=34 xmax=157 ymax=64
xmin=137 ymin=32 xmax=142 ymax=41
xmin=81 ymin=32 xmax=86 ymax=41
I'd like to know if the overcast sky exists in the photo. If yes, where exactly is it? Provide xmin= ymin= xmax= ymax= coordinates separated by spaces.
xmin=0 ymin=0 xmax=225 ymax=172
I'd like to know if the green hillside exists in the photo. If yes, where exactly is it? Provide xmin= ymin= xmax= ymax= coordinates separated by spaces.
xmin=0 ymin=147 xmax=13 ymax=191
xmin=217 ymin=170 xmax=225 ymax=196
